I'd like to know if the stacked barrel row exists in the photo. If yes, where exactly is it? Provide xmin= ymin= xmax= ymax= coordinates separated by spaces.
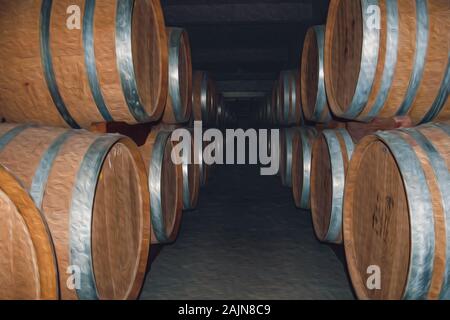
xmin=257 ymin=0 xmax=449 ymax=300
xmin=0 ymin=0 xmax=223 ymax=299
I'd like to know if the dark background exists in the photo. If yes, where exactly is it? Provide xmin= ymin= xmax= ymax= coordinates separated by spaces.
xmin=161 ymin=0 xmax=330 ymax=124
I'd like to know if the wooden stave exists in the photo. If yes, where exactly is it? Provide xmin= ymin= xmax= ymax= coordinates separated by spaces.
xmin=343 ymin=123 xmax=450 ymax=300
xmin=301 ymin=25 xmax=332 ymax=124
xmin=207 ymin=77 xmax=218 ymax=127
xmin=311 ymin=128 xmax=354 ymax=244
xmin=163 ymin=27 xmax=193 ymax=124
xmin=292 ymin=127 xmax=318 ymax=209
xmin=182 ymin=129 xmax=200 ymax=210
xmin=324 ymin=0 xmax=450 ymax=124
xmin=0 ymin=164 xmax=59 ymax=300
xmin=214 ymin=94 xmax=226 ymax=128
xmin=0 ymin=124 xmax=150 ymax=300
xmin=280 ymin=128 xmax=295 ymax=187
xmin=0 ymin=0 xmax=168 ymax=129
xmin=141 ymin=129 xmax=183 ymax=244
xmin=192 ymin=71 xmax=212 ymax=126
xmin=271 ymin=81 xmax=279 ymax=126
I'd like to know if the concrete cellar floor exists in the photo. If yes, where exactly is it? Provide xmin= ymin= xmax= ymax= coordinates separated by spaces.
xmin=141 ymin=165 xmax=354 ymax=300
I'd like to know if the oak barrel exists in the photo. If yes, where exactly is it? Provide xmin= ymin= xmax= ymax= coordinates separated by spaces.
xmin=140 ymin=129 xmax=183 ymax=244
xmin=163 ymin=27 xmax=193 ymax=124
xmin=0 ymin=123 xmax=150 ymax=300
xmin=292 ymin=127 xmax=318 ymax=209
xmin=0 ymin=164 xmax=58 ymax=300
xmin=271 ymin=80 xmax=281 ymax=125
xmin=343 ymin=123 xmax=450 ymax=300
xmin=324 ymin=0 xmax=450 ymax=124
xmin=172 ymin=128 xmax=200 ymax=210
xmin=279 ymin=128 xmax=295 ymax=187
xmin=207 ymin=78 xmax=218 ymax=127
xmin=277 ymin=71 xmax=302 ymax=126
xmin=0 ymin=0 xmax=168 ymax=128
xmin=310 ymin=128 xmax=355 ymax=243
xmin=192 ymin=71 xmax=212 ymax=126
xmin=301 ymin=25 xmax=332 ymax=123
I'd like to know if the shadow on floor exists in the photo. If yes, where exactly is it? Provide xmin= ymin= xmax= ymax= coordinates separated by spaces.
xmin=140 ymin=165 xmax=354 ymax=300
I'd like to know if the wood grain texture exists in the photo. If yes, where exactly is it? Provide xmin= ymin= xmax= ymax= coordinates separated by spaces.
xmin=0 ymin=0 xmax=66 ymax=127
xmin=0 ymin=164 xmax=58 ymax=300
xmin=163 ymin=28 xmax=193 ymax=124
xmin=0 ymin=0 xmax=168 ymax=128
xmin=0 ymin=124 xmax=150 ymax=300
xmin=344 ymin=124 xmax=450 ymax=299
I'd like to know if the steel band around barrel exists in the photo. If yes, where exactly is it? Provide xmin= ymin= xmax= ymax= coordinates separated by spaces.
xmin=182 ymin=131 xmax=193 ymax=209
xmin=0 ymin=124 xmax=34 ymax=152
xmin=285 ymin=128 xmax=294 ymax=187
xmin=404 ymin=126 xmax=450 ymax=300
xmin=83 ymin=0 xmax=113 ymax=122
xmin=420 ymin=57 xmax=450 ymax=124
xmin=30 ymin=131 xmax=74 ymax=209
xmin=116 ymin=0 xmax=151 ymax=123
xmin=376 ymin=130 xmax=434 ymax=300
xmin=312 ymin=25 xmax=328 ymax=122
xmin=200 ymin=73 xmax=209 ymax=124
xmin=434 ymin=122 xmax=450 ymax=136
xmin=40 ymin=0 xmax=80 ymax=129
xmin=70 ymin=135 xmax=122 ymax=300
xmin=299 ymin=128 xmax=316 ymax=209
xmin=396 ymin=0 xmax=429 ymax=116
xmin=168 ymin=28 xmax=188 ymax=123
xmin=149 ymin=131 xmax=172 ymax=243
xmin=340 ymin=0 xmax=380 ymax=119
xmin=282 ymin=72 xmax=290 ymax=126
xmin=361 ymin=0 xmax=399 ymax=121
xmin=322 ymin=130 xmax=346 ymax=243
xmin=338 ymin=128 xmax=355 ymax=159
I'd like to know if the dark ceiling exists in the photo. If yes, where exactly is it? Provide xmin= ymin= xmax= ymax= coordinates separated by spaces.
xmin=161 ymin=0 xmax=330 ymax=100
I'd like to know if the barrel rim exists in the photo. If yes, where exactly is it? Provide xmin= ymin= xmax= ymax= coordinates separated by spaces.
xmin=148 ymin=130 xmax=183 ymax=244
xmin=0 ymin=164 xmax=59 ymax=300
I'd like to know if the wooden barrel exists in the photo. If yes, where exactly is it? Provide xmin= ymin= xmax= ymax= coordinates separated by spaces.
xmin=292 ymin=127 xmax=318 ymax=209
xmin=215 ymin=94 xmax=225 ymax=128
xmin=279 ymin=128 xmax=295 ymax=187
xmin=344 ymin=123 xmax=450 ymax=300
xmin=0 ymin=164 xmax=58 ymax=300
xmin=180 ymin=129 xmax=200 ymax=210
xmin=264 ymin=96 xmax=273 ymax=127
xmin=301 ymin=25 xmax=332 ymax=123
xmin=163 ymin=27 xmax=192 ymax=124
xmin=0 ymin=0 xmax=168 ymax=129
xmin=0 ymin=123 xmax=150 ymax=300
xmin=207 ymin=77 xmax=218 ymax=127
xmin=271 ymin=81 xmax=280 ymax=126
xmin=278 ymin=71 xmax=302 ymax=126
xmin=192 ymin=71 xmax=212 ymax=126
xmin=324 ymin=0 xmax=450 ymax=124
xmin=140 ymin=129 xmax=183 ymax=244
xmin=310 ymin=128 xmax=355 ymax=243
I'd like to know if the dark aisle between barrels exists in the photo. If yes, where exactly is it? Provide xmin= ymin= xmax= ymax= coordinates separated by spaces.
xmin=141 ymin=164 xmax=354 ymax=300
